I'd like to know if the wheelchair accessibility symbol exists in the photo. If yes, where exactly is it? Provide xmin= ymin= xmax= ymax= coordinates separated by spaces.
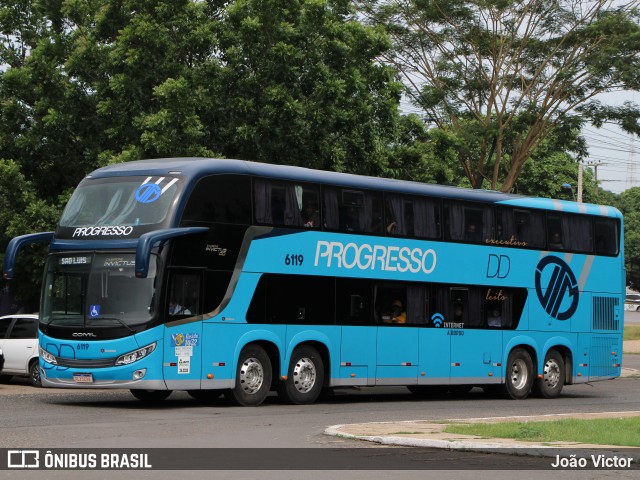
xmin=535 ymin=256 xmax=579 ymax=321
xmin=89 ymin=305 xmax=101 ymax=318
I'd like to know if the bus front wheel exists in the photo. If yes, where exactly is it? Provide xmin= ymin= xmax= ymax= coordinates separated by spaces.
xmin=130 ymin=389 xmax=172 ymax=403
xmin=504 ymin=348 xmax=534 ymax=400
xmin=226 ymin=345 xmax=272 ymax=406
xmin=277 ymin=346 xmax=324 ymax=405
xmin=532 ymin=350 xmax=565 ymax=399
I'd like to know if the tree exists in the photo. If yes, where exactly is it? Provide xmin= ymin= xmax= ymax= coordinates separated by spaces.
xmin=213 ymin=0 xmax=403 ymax=175
xmin=0 ymin=160 xmax=62 ymax=310
xmin=0 ymin=0 xmax=405 ymax=306
xmin=358 ymin=0 xmax=640 ymax=192
xmin=620 ymin=188 xmax=640 ymax=288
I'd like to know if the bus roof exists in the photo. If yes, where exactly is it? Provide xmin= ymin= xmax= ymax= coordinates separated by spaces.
xmin=88 ymin=158 xmax=621 ymax=218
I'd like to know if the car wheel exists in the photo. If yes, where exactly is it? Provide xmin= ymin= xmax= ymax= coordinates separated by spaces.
xmin=29 ymin=360 xmax=42 ymax=387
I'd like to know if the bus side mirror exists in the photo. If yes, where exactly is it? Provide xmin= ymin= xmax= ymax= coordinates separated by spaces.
xmin=135 ymin=227 xmax=209 ymax=278
xmin=2 ymin=232 xmax=54 ymax=280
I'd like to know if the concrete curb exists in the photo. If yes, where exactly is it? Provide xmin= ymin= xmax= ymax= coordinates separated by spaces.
xmin=325 ymin=413 xmax=640 ymax=458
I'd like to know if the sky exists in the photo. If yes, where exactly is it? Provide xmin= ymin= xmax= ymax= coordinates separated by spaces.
xmin=582 ymin=92 xmax=639 ymax=195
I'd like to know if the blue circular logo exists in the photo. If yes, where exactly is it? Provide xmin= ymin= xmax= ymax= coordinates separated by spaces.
xmin=135 ymin=184 xmax=162 ymax=203
xmin=535 ymin=256 xmax=579 ymax=321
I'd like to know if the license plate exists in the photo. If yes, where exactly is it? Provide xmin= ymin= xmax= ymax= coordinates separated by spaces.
xmin=73 ymin=373 xmax=94 ymax=383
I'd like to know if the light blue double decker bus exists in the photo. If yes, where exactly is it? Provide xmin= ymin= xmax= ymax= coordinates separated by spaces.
xmin=3 ymin=158 xmax=624 ymax=405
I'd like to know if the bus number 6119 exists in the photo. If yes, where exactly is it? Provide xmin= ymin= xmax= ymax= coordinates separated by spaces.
xmin=285 ymin=254 xmax=304 ymax=266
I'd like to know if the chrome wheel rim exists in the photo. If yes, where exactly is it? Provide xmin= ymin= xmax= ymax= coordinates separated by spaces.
xmin=543 ymin=358 xmax=561 ymax=389
xmin=239 ymin=357 xmax=264 ymax=394
xmin=510 ymin=358 xmax=528 ymax=390
xmin=292 ymin=357 xmax=316 ymax=394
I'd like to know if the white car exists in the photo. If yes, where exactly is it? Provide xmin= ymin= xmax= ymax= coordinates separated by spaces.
xmin=0 ymin=314 xmax=40 ymax=386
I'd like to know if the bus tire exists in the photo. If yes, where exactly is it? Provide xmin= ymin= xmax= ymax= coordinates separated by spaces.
xmin=277 ymin=346 xmax=324 ymax=405
xmin=532 ymin=350 xmax=565 ymax=399
xmin=504 ymin=348 xmax=534 ymax=400
xmin=130 ymin=389 xmax=172 ymax=402
xmin=226 ymin=345 xmax=272 ymax=406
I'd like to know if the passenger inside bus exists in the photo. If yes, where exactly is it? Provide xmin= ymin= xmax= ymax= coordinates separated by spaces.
xmin=549 ymin=231 xmax=564 ymax=249
xmin=465 ymin=223 xmax=482 ymax=242
xmin=169 ymin=297 xmax=191 ymax=316
xmin=487 ymin=308 xmax=503 ymax=327
xmin=382 ymin=299 xmax=406 ymax=324
xmin=302 ymin=202 xmax=319 ymax=228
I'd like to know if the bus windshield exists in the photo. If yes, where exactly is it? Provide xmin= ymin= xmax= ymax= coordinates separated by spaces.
xmin=40 ymin=253 xmax=158 ymax=327
xmin=59 ymin=176 xmax=180 ymax=228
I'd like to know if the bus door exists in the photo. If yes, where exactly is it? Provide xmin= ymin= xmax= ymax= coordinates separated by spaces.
xmin=163 ymin=271 xmax=203 ymax=390
xmin=337 ymin=279 xmax=376 ymax=386
xmin=374 ymin=283 xmax=419 ymax=385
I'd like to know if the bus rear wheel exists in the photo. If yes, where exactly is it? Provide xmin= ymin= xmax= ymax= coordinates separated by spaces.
xmin=225 ymin=345 xmax=272 ymax=406
xmin=277 ymin=346 xmax=324 ymax=405
xmin=130 ymin=389 xmax=172 ymax=403
xmin=504 ymin=348 xmax=534 ymax=400
xmin=532 ymin=350 xmax=565 ymax=399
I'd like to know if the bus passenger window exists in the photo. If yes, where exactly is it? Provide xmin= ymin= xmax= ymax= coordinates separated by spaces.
xmin=375 ymin=283 xmax=407 ymax=325
xmin=445 ymin=202 xmax=494 ymax=243
xmin=595 ymin=218 xmax=618 ymax=256
xmin=336 ymin=278 xmax=372 ymax=325
xmin=323 ymin=188 xmax=382 ymax=234
xmin=485 ymin=288 xmax=512 ymax=328
xmin=496 ymin=208 xmax=545 ymax=247
xmin=450 ymin=288 xmax=468 ymax=324
xmin=181 ymin=175 xmax=251 ymax=225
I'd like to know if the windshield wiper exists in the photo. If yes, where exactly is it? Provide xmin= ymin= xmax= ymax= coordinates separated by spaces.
xmin=89 ymin=315 xmax=137 ymax=335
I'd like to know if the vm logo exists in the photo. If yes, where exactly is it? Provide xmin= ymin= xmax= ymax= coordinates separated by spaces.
xmin=135 ymin=183 xmax=162 ymax=203
xmin=535 ymin=256 xmax=579 ymax=321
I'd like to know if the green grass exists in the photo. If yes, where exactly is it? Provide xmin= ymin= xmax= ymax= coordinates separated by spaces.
xmin=624 ymin=325 xmax=640 ymax=341
xmin=443 ymin=417 xmax=640 ymax=447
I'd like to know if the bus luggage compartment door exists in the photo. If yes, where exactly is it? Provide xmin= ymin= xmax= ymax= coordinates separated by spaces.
xmin=163 ymin=323 xmax=203 ymax=390
xmin=376 ymin=327 xmax=418 ymax=385
xmin=338 ymin=326 xmax=375 ymax=386
xmin=449 ymin=330 xmax=502 ymax=385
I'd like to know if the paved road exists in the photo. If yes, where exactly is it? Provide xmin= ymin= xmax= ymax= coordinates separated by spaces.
xmin=1 ymin=372 xmax=638 ymax=479
xmin=625 ymin=309 xmax=640 ymax=325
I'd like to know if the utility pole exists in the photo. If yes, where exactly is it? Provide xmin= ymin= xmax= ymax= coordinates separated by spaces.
xmin=586 ymin=161 xmax=607 ymax=195
xmin=577 ymin=160 xmax=583 ymax=203
xmin=628 ymin=134 xmax=636 ymax=191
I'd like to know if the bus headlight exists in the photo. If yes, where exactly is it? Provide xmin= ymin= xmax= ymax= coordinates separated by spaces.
xmin=39 ymin=346 xmax=57 ymax=365
xmin=115 ymin=343 xmax=157 ymax=366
